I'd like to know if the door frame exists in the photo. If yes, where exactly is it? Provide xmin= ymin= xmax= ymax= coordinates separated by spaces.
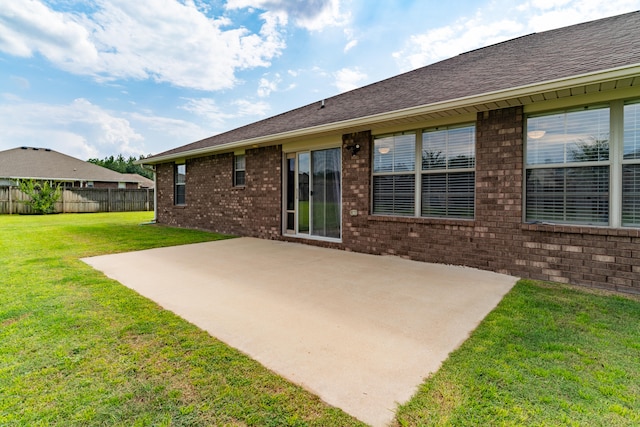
xmin=282 ymin=142 xmax=342 ymax=242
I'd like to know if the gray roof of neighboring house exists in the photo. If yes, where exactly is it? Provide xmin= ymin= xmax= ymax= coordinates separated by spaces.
xmin=146 ymin=11 xmax=640 ymax=163
xmin=122 ymin=173 xmax=155 ymax=188
xmin=0 ymin=146 xmax=148 ymax=184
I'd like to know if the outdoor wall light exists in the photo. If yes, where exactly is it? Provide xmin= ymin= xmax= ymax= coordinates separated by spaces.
xmin=345 ymin=143 xmax=360 ymax=155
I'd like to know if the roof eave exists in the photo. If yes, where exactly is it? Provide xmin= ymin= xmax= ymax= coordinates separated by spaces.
xmin=140 ymin=63 xmax=640 ymax=165
xmin=3 ymin=175 xmax=137 ymax=183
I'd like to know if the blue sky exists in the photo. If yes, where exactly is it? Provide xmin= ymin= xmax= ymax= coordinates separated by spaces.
xmin=1 ymin=0 xmax=639 ymax=160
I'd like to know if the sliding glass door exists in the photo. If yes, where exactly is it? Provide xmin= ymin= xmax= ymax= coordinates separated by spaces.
xmin=285 ymin=148 xmax=341 ymax=239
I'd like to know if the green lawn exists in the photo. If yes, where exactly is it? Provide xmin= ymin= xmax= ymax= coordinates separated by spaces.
xmin=0 ymin=213 xmax=363 ymax=426
xmin=1 ymin=213 xmax=639 ymax=426
xmin=394 ymin=281 xmax=640 ymax=426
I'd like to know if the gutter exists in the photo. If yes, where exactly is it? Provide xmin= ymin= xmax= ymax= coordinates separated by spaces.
xmin=139 ymin=63 xmax=640 ymax=165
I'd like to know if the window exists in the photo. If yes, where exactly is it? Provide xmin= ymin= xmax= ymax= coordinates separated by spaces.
xmin=421 ymin=125 xmax=475 ymax=219
xmin=525 ymin=100 xmax=640 ymax=228
xmin=526 ymin=107 xmax=610 ymax=225
xmin=174 ymin=163 xmax=186 ymax=205
xmin=623 ymin=101 xmax=640 ymax=226
xmin=372 ymin=124 xmax=476 ymax=219
xmin=234 ymin=154 xmax=246 ymax=187
xmin=372 ymin=133 xmax=416 ymax=215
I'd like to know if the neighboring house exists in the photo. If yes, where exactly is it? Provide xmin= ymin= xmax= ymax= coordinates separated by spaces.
xmin=121 ymin=173 xmax=154 ymax=189
xmin=0 ymin=147 xmax=154 ymax=189
xmin=141 ymin=12 xmax=640 ymax=294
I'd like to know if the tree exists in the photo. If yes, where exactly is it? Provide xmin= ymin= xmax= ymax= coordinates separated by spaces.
xmin=87 ymin=154 xmax=153 ymax=179
xmin=18 ymin=179 xmax=62 ymax=214
xmin=569 ymin=138 xmax=609 ymax=162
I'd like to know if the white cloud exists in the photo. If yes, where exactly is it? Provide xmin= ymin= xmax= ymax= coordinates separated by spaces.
xmin=0 ymin=0 xmax=97 ymax=62
xmin=344 ymin=39 xmax=358 ymax=53
xmin=393 ymin=12 xmax=523 ymax=71
xmin=0 ymin=97 xmax=145 ymax=159
xmin=333 ymin=67 xmax=367 ymax=93
xmin=257 ymin=74 xmax=281 ymax=97
xmin=0 ymin=0 xmax=288 ymax=91
xmin=392 ymin=0 xmax=640 ymax=71
xmin=233 ymin=99 xmax=270 ymax=116
xmin=127 ymin=112 xmax=209 ymax=147
xmin=342 ymin=27 xmax=358 ymax=52
xmin=180 ymin=98 xmax=230 ymax=127
xmin=180 ymin=97 xmax=270 ymax=129
xmin=226 ymin=0 xmax=348 ymax=31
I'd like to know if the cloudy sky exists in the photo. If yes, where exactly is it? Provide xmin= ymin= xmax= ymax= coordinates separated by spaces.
xmin=1 ymin=0 xmax=639 ymax=160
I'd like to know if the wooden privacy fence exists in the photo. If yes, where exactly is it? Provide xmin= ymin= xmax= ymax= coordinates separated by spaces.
xmin=0 ymin=187 xmax=154 ymax=214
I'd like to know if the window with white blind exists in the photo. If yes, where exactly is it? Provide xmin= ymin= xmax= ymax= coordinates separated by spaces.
xmin=372 ymin=124 xmax=476 ymax=218
xmin=421 ymin=125 xmax=475 ymax=219
xmin=526 ymin=107 xmax=610 ymax=225
xmin=372 ymin=133 xmax=416 ymax=215
xmin=623 ymin=101 xmax=640 ymax=226
xmin=234 ymin=154 xmax=246 ymax=187
xmin=174 ymin=163 xmax=186 ymax=205
xmin=525 ymin=100 xmax=640 ymax=228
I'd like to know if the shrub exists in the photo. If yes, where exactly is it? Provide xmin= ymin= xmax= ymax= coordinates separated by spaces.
xmin=18 ymin=179 xmax=62 ymax=214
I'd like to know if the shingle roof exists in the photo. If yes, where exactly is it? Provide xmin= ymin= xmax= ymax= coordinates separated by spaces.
xmin=149 ymin=11 xmax=640 ymax=161
xmin=122 ymin=173 xmax=155 ymax=188
xmin=0 ymin=146 xmax=144 ymax=183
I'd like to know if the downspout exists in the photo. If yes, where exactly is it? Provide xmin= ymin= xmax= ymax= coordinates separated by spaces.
xmin=142 ymin=164 xmax=157 ymax=223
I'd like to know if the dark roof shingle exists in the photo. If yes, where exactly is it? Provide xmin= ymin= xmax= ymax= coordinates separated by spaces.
xmin=151 ymin=11 xmax=640 ymax=160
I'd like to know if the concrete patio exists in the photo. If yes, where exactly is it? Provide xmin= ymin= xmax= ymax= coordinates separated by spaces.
xmin=83 ymin=237 xmax=517 ymax=426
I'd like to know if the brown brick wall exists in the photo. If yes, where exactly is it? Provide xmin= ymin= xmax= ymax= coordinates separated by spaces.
xmin=156 ymin=145 xmax=282 ymax=238
xmin=155 ymin=108 xmax=640 ymax=294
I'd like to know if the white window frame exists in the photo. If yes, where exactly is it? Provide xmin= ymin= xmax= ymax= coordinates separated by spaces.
xmin=523 ymin=104 xmax=614 ymax=226
xmin=371 ymin=123 xmax=476 ymax=219
xmin=421 ymin=124 xmax=476 ymax=219
xmin=234 ymin=154 xmax=246 ymax=187
xmin=174 ymin=163 xmax=186 ymax=205
xmin=524 ymin=98 xmax=640 ymax=228
xmin=621 ymin=100 xmax=640 ymax=227
xmin=372 ymin=132 xmax=417 ymax=216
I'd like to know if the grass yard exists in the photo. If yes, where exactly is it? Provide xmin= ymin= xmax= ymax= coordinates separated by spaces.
xmin=1 ymin=213 xmax=639 ymax=426
xmin=394 ymin=281 xmax=640 ymax=426
xmin=0 ymin=212 xmax=363 ymax=426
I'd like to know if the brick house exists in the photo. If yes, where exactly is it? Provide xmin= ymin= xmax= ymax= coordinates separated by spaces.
xmin=142 ymin=12 xmax=640 ymax=294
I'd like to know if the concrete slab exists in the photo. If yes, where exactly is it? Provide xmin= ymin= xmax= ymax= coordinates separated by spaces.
xmin=83 ymin=237 xmax=517 ymax=427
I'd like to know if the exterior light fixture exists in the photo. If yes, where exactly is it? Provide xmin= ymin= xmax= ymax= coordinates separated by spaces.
xmin=345 ymin=143 xmax=360 ymax=156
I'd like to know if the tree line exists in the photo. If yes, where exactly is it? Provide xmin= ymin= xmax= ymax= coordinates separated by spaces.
xmin=87 ymin=154 xmax=153 ymax=179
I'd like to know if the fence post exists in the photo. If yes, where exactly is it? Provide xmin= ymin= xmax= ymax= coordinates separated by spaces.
xmin=8 ymin=185 xmax=12 ymax=215
xmin=108 ymin=188 xmax=111 ymax=212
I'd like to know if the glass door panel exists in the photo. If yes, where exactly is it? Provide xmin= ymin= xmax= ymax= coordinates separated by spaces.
xmin=311 ymin=148 xmax=341 ymax=238
xmin=286 ymin=148 xmax=340 ymax=239
xmin=297 ymin=152 xmax=310 ymax=234
xmin=286 ymin=155 xmax=296 ymax=233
